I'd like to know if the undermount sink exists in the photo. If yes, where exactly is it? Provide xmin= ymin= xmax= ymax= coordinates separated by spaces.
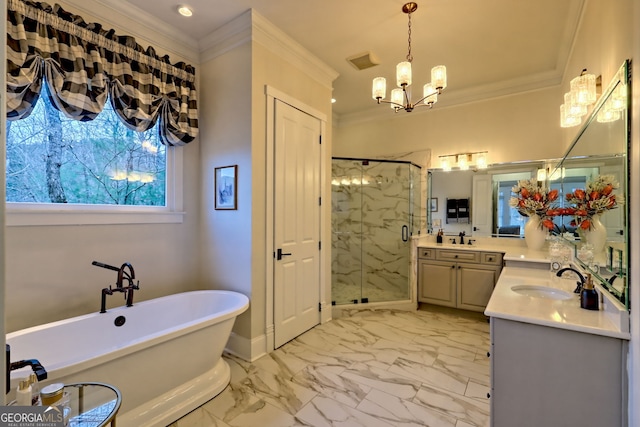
xmin=510 ymin=285 xmax=573 ymax=300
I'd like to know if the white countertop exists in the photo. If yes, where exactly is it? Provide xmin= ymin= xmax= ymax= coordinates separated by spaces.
xmin=414 ymin=235 xmax=629 ymax=340
xmin=415 ymin=236 xmax=549 ymax=263
xmin=485 ymin=266 xmax=630 ymax=340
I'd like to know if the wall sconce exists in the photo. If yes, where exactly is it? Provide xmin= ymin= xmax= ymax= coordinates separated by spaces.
xmin=560 ymin=69 xmax=600 ymax=128
xmin=597 ymin=83 xmax=627 ymax=123
xmin=438 ymin=151 xmax=488 ymax=171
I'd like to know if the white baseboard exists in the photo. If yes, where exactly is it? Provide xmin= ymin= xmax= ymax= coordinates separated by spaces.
xmin=225 ymin=331 xmax=267 ymax=362
xmin=331 ymin=300 xmax=418 ymax=318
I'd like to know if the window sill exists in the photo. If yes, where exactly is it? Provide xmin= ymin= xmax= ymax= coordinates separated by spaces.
xmin=6 ymin=206 xmax=185 ymax=226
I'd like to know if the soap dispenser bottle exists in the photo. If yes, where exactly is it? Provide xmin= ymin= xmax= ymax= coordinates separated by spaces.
xmin=436 ymin=229 xmax=443 ymax=244
xmin=580 ymin=273 xmax=599 ymax=310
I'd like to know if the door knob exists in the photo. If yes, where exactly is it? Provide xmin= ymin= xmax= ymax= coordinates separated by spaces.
xmin=276 ymin=248 xmax=292 ymax=260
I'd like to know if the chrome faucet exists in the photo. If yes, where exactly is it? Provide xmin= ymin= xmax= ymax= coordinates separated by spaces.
xmin=93 ymin=261 xmax=140 ymax=313
xmin=556 ymin=267 xmax=586 ymax=293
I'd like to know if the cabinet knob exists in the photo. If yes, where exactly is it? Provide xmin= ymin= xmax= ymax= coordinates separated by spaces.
xmin=451 ymin=265 xmax=455 ymax=269
xmin=487 ymin=351 xmax=491 ymax=358
xmin=454 ymin=255 xmax=458 ymax=258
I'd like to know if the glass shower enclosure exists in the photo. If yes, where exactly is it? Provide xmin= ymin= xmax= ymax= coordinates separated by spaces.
xmin=331 ymin=158 xmax=421 ymax=305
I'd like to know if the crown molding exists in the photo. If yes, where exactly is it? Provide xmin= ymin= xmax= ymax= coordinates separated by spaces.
xmin=59 ymin=0 xmax=199 ymax=64
xmin=335 ymin=70 xmax=562 ymax=128
xmin=199 ymin=9 xmax=338 ymax=89
xmin=250 ymin=10 xmax=339 ymax=89
xmin=198 ymin=10 xmax=253 ymax=63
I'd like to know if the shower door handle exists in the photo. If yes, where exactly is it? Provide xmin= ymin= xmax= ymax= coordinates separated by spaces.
xmin=401 ymin=225 xmax=409 ymax=242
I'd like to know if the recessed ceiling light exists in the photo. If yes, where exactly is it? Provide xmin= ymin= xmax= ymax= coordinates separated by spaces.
xmin=177 ymin=5 xmax=193 ymax=17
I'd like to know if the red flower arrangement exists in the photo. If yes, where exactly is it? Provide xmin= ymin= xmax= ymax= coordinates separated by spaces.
xmin=509 ymin=178 xmax=560 ymax=230
xmin=564 ymin=175 xmax=623 ymax=230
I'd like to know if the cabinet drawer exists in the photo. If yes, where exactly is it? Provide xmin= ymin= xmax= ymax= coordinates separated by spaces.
xmin=437 ymin=249 xmax=480 ymax=263
xmin=482 ymin=252 xmax=503 ymax=265
xmin=418 ymin=248 xmax=435 ymax=259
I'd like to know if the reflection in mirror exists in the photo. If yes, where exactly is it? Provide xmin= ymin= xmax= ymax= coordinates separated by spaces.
xmin=551 ymin=60 xmax=629 ymax=309
xmin=427 ymin=60 xmax=629 ymax=310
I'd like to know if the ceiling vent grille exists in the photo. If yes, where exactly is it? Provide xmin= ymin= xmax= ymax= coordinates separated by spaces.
xmin=346 ymin=52 xmax=380 ymax=71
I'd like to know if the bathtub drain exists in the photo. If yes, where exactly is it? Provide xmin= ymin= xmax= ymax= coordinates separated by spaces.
xmin=114 ymin=316 xmax=126 ymax=327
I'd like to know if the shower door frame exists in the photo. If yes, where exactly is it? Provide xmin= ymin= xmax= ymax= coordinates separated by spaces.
xmin=331 ymin=157 xmax=421 ymax=307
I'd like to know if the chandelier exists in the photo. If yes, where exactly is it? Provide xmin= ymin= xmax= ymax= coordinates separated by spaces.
xmin=372 ymin=2 xmax=447 ymax=112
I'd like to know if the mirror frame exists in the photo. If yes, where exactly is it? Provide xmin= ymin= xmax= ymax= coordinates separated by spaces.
xmin=551 ymin=59 xmax=630 ymax=309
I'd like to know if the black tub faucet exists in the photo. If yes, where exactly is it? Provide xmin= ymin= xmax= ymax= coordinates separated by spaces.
xmin=6 ymin=349 xmax=48 ymax=393
xmin=93 ymin=261 xmax=140 ymax=313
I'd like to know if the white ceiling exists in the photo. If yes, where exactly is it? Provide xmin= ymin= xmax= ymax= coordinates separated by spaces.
xmin=120 ymin=0 xmax=585 ymax=121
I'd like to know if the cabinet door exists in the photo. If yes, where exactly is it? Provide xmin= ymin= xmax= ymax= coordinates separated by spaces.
xmin=418 ymin=260 xmax=456 ymax=307
xmin=457 ymin=262 xmax=499 ymax=312
xmin=490 ymin=318 xmax=625 ymax=427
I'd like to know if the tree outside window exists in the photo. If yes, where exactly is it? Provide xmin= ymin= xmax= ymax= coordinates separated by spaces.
xmin=6 ymin=92 xmax=166 ymax=206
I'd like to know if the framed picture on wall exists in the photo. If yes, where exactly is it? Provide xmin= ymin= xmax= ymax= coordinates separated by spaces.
xmin=430 ymin=197 xmax=438 ymax=212
xmin=214 ymin=165 xmax=237 ymax=210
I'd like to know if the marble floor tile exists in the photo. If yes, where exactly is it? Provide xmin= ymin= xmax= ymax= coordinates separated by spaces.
xmin=171 ymin=305 xmax=491 ymax=427
xmin=413 ymin=383 xmax=489 ymax=427
xmin=239 ymin=368 xmax=318 ymax=415
xmin=296 ymin=395 xmax=396 ymax=427
xmin=357 ymin=388 xmax=458 ymax=427
xmin=388 ymin=357 xmax=469 ymax=395
xmin=464 ymin=380 xmax=490 ymax=402
xmin=291 ymin=365 xmax=370 ymax=408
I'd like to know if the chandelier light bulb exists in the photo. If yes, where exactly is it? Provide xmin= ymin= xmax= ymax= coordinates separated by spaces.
xmin=372 ymin=77 xmax=387 ymax=100
xmin=396 ymin=61 xmax=412 ymax=87
xmin=390 ymin=89 xmax=404 ymax=109
xmin=431 ymin=66 xmax=447 ymax=91
xmin=423 ymin=83 xmax=437 ymax=105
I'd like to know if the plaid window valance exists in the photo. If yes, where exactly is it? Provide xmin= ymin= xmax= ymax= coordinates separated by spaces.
xmin=6 ymin=0 xmax=198 ymax=146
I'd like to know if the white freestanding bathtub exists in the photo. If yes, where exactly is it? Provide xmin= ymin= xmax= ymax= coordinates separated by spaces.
xmin=6 ymin=290 xmax=249 ymax=427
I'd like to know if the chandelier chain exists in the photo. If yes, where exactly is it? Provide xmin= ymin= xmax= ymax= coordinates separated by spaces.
xmin=406 ymin=11 xmax=413 ymax=63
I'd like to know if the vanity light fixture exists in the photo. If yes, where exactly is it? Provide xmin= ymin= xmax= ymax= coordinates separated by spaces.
xmin=438 ymin=151 xmax=488 ymax=171
xmin=597 ymin=83 xmax=627 ymax=123
xmin=177 ymin=5 xmax=193 ymax=17
xmin=372 ymin=3 xmax=447 ymax=112
xmin=560 ymin=69 xmax=600 ymax=127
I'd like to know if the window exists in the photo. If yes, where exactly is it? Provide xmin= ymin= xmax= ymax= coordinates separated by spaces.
xmin=6 ymin=94 xmax=184 ymax=226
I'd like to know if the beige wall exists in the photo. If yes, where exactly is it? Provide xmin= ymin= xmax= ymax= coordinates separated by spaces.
xmin=3 ymin=1 xmax=203 ymax=333
xmin=334 ymin=87 xmax=562 ymax=166
xmin=198 ymin=42 xmax=254 ymax=341
xmin=198 ymin=12 xmax=335 ymax=357
xmin=559 ymin=0 xmax=633 ymax=150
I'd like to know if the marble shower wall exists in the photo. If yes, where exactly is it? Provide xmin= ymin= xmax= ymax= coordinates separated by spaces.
xmin=332 ymin=159 xmax=419 ymax=305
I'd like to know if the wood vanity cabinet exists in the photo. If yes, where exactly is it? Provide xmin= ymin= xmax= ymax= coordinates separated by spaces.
xmin=489 ymin=318 xmax=627 ymax=427
xmin=418 ymin=247 xmax=503 ymax=311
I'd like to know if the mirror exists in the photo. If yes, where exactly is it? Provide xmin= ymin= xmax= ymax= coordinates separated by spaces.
xmin=428 ymin=159 xmax=561 ymax=238
xmin=551 ymin=60 xmax=630 ymax=308
xmin=427 ymin=61 xmax=630 ymax=309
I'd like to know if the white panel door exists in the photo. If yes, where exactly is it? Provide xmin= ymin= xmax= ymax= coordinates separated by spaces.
xmin=472 ymin=174 xmax=492 ymax=237
xmin=274 ymin=100 xmax=321 ymax=348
